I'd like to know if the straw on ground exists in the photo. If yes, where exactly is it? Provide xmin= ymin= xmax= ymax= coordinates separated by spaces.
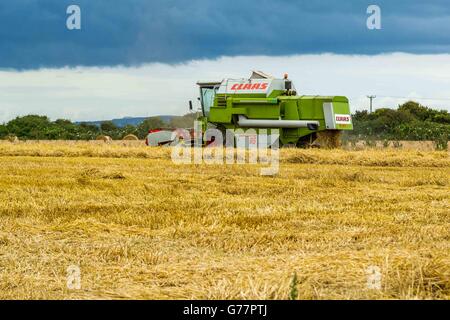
xmin=0 ymin=142 xmax=448 ymax=299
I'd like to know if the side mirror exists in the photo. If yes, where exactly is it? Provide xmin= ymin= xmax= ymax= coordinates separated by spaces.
xmin=189 ymin=100 xmax=193 ymax=111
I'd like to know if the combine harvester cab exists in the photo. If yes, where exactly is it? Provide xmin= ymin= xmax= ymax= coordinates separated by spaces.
xmin=197 ymin=71 xmax=353 ymax=148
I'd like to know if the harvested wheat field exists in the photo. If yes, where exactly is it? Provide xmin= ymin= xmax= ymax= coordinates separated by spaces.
xmin=0 ymin=141 xmax=448 ymax=300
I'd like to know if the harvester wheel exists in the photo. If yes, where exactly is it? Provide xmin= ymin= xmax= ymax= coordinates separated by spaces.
xmin=296 ymin=133 xmax=317 ymax=148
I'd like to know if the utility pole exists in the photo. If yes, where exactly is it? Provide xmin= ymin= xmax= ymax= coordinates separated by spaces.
xmin=367 ymin=95 xmax=376 ymax=113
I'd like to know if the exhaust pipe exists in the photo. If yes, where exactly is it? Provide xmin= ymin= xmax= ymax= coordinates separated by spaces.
xmin=237 ymin=115 xmax=319 ymax=130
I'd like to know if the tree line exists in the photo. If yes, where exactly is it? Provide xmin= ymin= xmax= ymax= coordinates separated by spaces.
xmin=0 ymin=113 xmax=197 ymax=141
xmin=348 ymin=101 xmax=450 ymax=148
xmin=0 ymin=101 xmax=449 ymax=145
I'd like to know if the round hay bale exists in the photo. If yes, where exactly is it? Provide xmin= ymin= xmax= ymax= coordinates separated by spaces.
xmin=5 ymin=135 xmax=19 ymax=143
xmin=96 ymin=135 xmax=113 ymax=142
xmin=122 ymin=134 xmax=139 ymax=141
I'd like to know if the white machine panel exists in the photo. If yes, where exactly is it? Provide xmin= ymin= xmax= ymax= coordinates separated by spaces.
xmin=323 ymin=102 xmax=336 ymax=129
xmin=217 ymin=78 xmax=286 ymax=96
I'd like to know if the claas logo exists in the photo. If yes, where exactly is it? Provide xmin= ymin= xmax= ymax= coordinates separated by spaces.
xmin=335 ymin=115 xmax=350 ymax=122
xmin=231 ymin=82 xmax=269 ymax=90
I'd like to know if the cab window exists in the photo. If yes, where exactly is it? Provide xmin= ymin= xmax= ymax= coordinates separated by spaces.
xmin=201 ymin=87 xmax=216 ymax=116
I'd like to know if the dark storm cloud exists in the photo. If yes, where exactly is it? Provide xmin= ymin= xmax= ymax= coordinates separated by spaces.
xmin=1 ymin=0 xmax=450 ymax=69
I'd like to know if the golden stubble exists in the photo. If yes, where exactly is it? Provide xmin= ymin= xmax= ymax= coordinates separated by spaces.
xmin=0 ymin=141 xmax=448 ymax=299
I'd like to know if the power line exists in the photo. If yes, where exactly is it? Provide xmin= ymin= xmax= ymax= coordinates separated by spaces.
xmin=349 ymin=95 xmax=450 ymax=102
xmin=348 ymin=94 xmax=450 ymax=112
xmin=375 ymin=95 xmax=450 ymax=102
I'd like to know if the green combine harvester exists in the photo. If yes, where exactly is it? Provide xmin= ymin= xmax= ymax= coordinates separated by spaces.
xmin=192 ymin=71 xmax=353 ymax=148
xmin=146 ymin=71 xmax=353 ymax=148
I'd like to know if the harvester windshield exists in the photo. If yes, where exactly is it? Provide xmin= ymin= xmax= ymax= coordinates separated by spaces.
xmin=201 ymin=88 xmax=215 ymax=116
xmin=197 ymin=82 xmax=220 ymax=117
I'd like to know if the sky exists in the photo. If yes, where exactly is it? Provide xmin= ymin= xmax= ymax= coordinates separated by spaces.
xmin=1 ymin=0 xmax=450 ymax=122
